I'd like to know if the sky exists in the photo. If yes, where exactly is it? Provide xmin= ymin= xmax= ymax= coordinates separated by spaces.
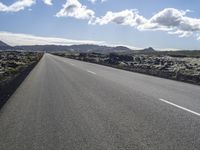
xmin=0 ymin=0 xmax=200 ymax=50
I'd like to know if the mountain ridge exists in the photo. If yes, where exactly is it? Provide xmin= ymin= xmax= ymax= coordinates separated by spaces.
xmin=1 ymin=40 xmax=200 ymax=53
xmin=0 ymin=41 xmax=12 ymax=50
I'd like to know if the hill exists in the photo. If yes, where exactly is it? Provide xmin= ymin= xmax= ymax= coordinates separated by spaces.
xmin=0 ymin=41 xmax=12 ymax=50
xmin=15 ymin=44 xmax=133 ymax=53
xmin=1 ymin=40 xmax=200 ymax=57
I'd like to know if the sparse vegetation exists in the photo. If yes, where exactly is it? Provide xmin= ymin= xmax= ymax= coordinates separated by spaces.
xmin=0 ymin=51 xmax=43 ymax=82
xmin=0 ymin=51 xmax=43 ymax=108
xmin=53 ymin=52 xmax=200 ymax=85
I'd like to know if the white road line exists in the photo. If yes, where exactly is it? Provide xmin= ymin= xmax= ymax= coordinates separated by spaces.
xmin=63 ymin=60 xmax=75 ymax=66
xmin=159 ymin=98 xmax=200 ymax=116
xmin=69 ymin=63 xmax=75 ymax=66
xmin=65 ymin=61 xmax=75 ymax=66
xmin=87 ymin=70 xmax=97 ymax=75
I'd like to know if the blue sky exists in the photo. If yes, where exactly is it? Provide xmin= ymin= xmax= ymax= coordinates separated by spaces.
xmin=0 ymin=0 xmax=200 ymax=50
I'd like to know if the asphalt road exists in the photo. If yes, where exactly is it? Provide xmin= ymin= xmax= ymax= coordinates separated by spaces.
xmin=0 ymin=53 xmax=200 ymax=150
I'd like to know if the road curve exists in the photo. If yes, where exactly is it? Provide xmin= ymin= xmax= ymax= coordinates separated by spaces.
xmin=0 ymin=53 xmax=200 ymax=150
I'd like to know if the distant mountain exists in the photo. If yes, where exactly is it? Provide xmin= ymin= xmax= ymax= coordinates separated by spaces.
xmin=142 ymin=47 xmax=156 ymax=53
xmin=0 ymin=41 xmax=12 ymax=50
xmin=112 ymin=46 xmax=132 ymax=51
xmin=15 ymin=45 xmax=71 ymax=52
xmin=0 ymin=40 xmax=158 ymax=54
xmin=0 ymin=41 xmax=9 ymax=47
xmin=15 ymin=44 xmax=133 ymax=53
xmin=67 ymin=44 xmax=112 ymax=53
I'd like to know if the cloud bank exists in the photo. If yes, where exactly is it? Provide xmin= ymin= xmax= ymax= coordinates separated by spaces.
xmin=0 ymin=31 xmax=105 ymax=46
xmin=0 ymin=31 xmax=144 ymax=49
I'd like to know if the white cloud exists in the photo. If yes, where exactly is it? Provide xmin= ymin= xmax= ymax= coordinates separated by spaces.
xmin=138 ymin=8 xmax=200 ymax=39
xmin=92 ymin=8 xmax=200 ymax=40
xmin=56 ymin=0 xmax=95 ymax=20
xmin=0 ymin=0 xmax=36 ymax=12
xmin=150 ymin=8 xmax=185 ymax=28
xmin=0 ymin=31 xmax=141 ymax=49
xmin=0 ymin=0 xmax=199 ymax=41
xmin=101 ymin=0 xmax=107 ymax=2
xmin=0 ymin=0 xmax=53 ymax=13
xmin=0 ymin=31 xmax=105 ymax=46
xmin=92 ymin=9 xmax=147 ymax=27
xmin=88 ymin=0 xmax=107 ymax=4
xmin=0 ymin=31 xmax=181 ymax=50
xmin=43 ymin=0 xmax=53 ymax=5
xmin=88 ymin=0 xmax=97 ymax=4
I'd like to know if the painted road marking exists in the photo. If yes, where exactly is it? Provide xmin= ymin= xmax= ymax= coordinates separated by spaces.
xmin=65 ymin=61 xmax=75 ymax=66
xmin=70 ymin=63 xmax=75 ymax=66
xmin=87 ymin=70 xmax=97 ymax=75
xmin=159 ymin=98 xmax=200 ymax=116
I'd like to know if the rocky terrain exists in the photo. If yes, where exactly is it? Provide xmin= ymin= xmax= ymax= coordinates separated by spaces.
xmin=0 ymin=40 xmax=200 ymax=85
xmin=54 ymin=52 xmax=200 ymax=85
xmin=0 ymin=51 xmax=43 ymax=108
xmin=0 ymin=51 xmax=42 ymax=81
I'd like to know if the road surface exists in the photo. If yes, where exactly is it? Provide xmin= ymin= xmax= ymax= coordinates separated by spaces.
xmin=0 ymin=53 xmax=200 ymax=150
